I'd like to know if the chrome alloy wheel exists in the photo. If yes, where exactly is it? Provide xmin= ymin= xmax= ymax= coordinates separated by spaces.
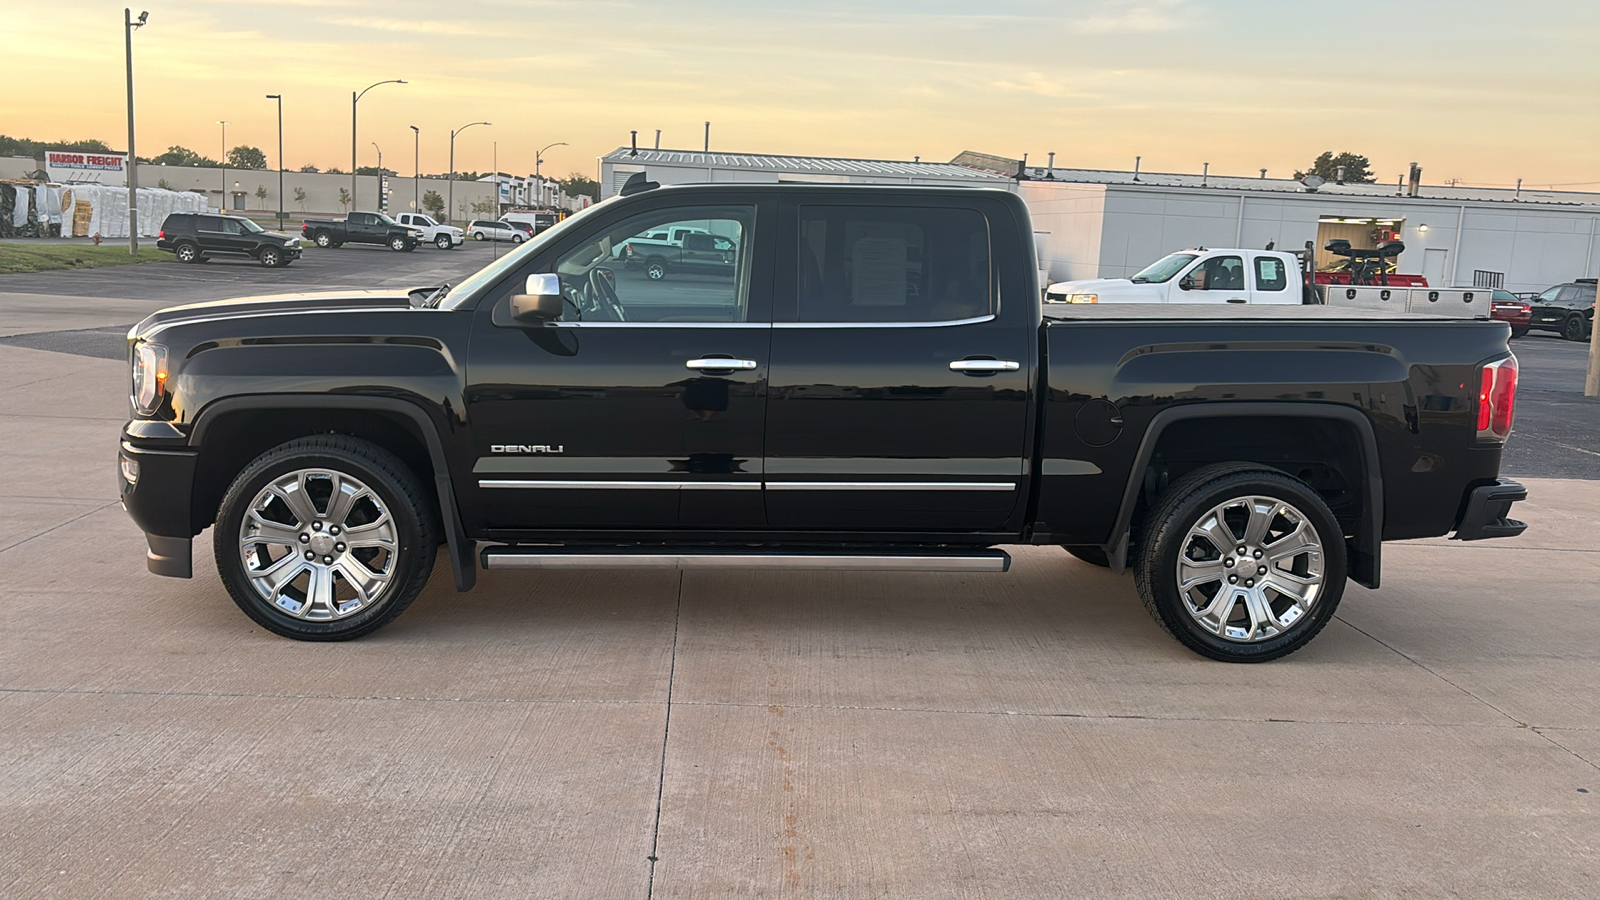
xmin=238 ymin=469 xmax=398 ymax=621
xmin=1175 ymin=495 xmax=1325 ymax=642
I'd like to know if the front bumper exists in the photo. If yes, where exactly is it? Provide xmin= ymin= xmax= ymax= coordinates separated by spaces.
xmin=118 ymin=435 xmax=198 ymax=577
xmin=1453 ymin=478 xmax=1528 ymax=541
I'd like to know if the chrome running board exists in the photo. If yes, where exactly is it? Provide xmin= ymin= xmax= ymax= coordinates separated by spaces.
xmin=480 ymin=548 xmax=1011 ymax=573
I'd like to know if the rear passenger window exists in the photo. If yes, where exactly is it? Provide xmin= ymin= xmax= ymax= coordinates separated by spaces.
xmin=1255 ymin=257 xmax=1287 ymax=292
xmin=797 ymin=206 xmax=991 ymax=323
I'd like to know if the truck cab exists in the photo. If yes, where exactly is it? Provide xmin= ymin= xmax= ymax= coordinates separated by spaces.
xmin=1047 ymin=249 xmax=1302 ymax=305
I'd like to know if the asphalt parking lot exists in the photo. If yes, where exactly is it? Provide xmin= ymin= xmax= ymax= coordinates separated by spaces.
xmin=1 ymin=252 xmax=1597 ymax=897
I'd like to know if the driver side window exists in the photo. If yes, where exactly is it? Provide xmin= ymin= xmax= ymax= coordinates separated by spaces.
xmin=551 ymin=206 xmax=754 ymax=323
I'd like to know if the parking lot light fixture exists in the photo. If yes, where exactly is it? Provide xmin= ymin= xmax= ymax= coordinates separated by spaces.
xmin=124 ymin=9 xmax=148 ymax=253
xmin=352 ymin=79 xmax=405 ymax=211
xmin=409 ymin=125 xmax=419 ymax=212
xmin=535 ymin=141 xmax=566 ymax=209
xmin=217 ymin=120 xmax=228 ymax=213
xmin=448 ymin=121 xmax=490 ymax=226
xmin=266 ymin=94 xmax=283 ymax=229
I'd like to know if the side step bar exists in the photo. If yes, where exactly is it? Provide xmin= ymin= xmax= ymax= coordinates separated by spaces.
xmin=480 ymin=547 xmax=1011 ymax=573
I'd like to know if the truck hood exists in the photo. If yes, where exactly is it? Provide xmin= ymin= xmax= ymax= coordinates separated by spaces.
xmin=130 ymin=289 xmax=415 ymax=340
xmin=1044 ymin=277 xmax=1164 ymax=303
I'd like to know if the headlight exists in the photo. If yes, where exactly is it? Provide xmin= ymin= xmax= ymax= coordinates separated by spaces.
xmin=132 ymin=341 xmax=169 ymax=414
xmin=1069 ymin=293 xmax=1099 ymax=304
xmin=284 ymin=238 xmax=297 ymax=247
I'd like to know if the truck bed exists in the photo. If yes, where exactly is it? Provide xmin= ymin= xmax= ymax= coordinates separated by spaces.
xmin=1042 ymin=303 xmax=1491 ymax=323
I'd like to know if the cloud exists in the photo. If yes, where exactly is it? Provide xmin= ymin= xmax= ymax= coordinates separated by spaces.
xmin=1078 ymin=0 xmax=1195 ymax=34
xmin=991 ymin=72 xmax=1096 ymax=99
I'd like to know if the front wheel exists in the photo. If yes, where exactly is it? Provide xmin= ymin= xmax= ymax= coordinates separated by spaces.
xmin=213 ymin=436 xmax=438 ymax=641
xmin=1133 ymin=464 xmax=1346 ymax=663
xmin=1563 ymin=314 xmax=1591 ymax=342
xmin=258 ymin=246 xmax=282 ymax=267
xmin=435 ymin=234 xmax=452 ymax=250
xmin=389 ymin=235 xmax=407 ymax=251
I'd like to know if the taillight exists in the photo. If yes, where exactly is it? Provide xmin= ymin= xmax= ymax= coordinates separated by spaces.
xmin=158 ymin=228 xmax=165 ymax=239
xmin=1476 ymin=356 xmax=1518 ymax=442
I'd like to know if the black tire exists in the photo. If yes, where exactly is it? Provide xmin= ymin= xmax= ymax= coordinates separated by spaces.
xmin=213 ymin=436 xmax=438 ymax=641
xmin=258 ymin=246 xmax=282 ymax=268
xmin=1063 ymin=545 xmax=1111 ymax=567
xmin=473 ymin=232 xmax=484 ymax=241
xmin=174 ymin=242 xmax=200 ymax=263
xmin=389 ymin=235 xmax=407 ymax=251
xmin=435 ymin=234 xmax=452 ymax=250
xmin=314 ymin=231 xmax=334 ymax=248
xmin=1510 ymin=326 xmax=1529 ymax=339
xmin=645 ymin=257 xmax=667 ymax=280
xmin=1133 ymin=463 xmax=1346 ymax=663
xmin=1562 ymin=314 xmax=1591 ymax=342
xmin=512 ymin=234 xmax=524 ymax=244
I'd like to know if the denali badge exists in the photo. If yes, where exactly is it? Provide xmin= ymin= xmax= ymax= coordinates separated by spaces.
xmin=490 ymin=444 xmax=565 ymax=454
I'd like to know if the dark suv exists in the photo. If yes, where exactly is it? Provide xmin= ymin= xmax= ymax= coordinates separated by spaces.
xmin=1527 ymin=279 xmax=1595 ymax=341
xmin=156 ymin=213 xmax=302 ymax=268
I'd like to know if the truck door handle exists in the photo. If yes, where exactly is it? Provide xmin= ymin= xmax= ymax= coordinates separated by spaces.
xmin=949 ymin=359 xmax=1020 ymax=372
xmin=1226 ymin=298 xmax=1247 ymax=303
xmin=685 ymin=358 xmax=758 ymax=370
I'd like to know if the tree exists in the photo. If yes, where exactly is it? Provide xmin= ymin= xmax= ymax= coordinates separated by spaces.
xmin=151 ymin=145 xmax=217 ymax=167
xmin=556 ymin=173 xmax=599 ymax=202
xmin=421 ymin=189 xmax=444 ymax=218
xmin=299 ymin=164 xmax=320 ymax=173
xmin=293 ymin=187 xmax=307 ymax=211
xmin=156 ymin=178 xmax=171 ymax=190
xmin=325 ymin=167 xmax=345 ymax=175
xmin=255 ymin=184 xmax=268 ymax=208
xmin=338 ymin=187 xmax=351 ymax=211
xmin=1294 ymin=151 xmax=1375 ymax=184
xmin=0 ymin=135 xmax=112 ymax=157
xmin=228 ymin=145 xmax=268 ymax=170
xmin=355 ymin=166 xmax=392 ymax=176
xmin=470 ymin=198 xmax=497 ymax=217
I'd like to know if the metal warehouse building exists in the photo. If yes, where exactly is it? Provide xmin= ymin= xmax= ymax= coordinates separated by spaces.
xmin=599 ymin=147 xmax=1600 ymax=293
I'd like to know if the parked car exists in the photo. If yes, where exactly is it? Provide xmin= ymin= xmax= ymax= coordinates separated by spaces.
xmin=1490 ymin=289 xmax=1531 ymax=338
xmin=300 ymin=212 xmax=420 ymax=251
xmin=155 ymin=213 xmax=301 ymax=267
xmin=1526 ymin=280 xmax=1595 ymax=341
xmin=619 ymin=229 xmax=738 ymax=280
xmin=503 ymin=220 xmax=536 ymax=240
xmin=118 ymin=180 xmax=1527 ymax=663
xmin=468 ymin=220 xmax=524 ymax=243
xmin=502 ymin=211 xmax=559 ymax=235
xmin=393 ymin=213 xmax=464 ymax=250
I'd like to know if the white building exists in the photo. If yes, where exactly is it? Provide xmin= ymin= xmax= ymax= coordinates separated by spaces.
xmin=594 ymin=147 xmax=1600 ymax=293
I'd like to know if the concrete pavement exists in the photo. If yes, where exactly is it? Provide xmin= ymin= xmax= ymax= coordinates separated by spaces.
xmin=1 ymin=292 xmax=1596 ymax=897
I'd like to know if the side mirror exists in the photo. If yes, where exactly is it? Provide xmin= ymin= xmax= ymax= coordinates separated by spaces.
xmin=510 ymin=273 xmax=563 ymax=323
xmin=1178 ymin=274 xmax=1194 ymax=291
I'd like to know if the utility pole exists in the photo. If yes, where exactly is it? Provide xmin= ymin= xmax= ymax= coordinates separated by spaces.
xmin=217 ymin=120 xmax=228 ymax=212
xmin=124 ymin=9 xmax=147 ymax=253
xmin=352 ymin=79 xmax=405 ymax=211
xmin=266 ymin=94 xmax=283 ymax=230
xmin=409 ymin=125 xmax=419 ymax=212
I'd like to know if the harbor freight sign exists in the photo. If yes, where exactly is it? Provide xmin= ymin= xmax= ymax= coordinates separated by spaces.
xmin=44 ymin=150 xmax=128 ymax=185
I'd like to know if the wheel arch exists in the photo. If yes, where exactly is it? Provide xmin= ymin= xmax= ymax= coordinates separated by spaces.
xmin=1104 ymin=403 xmax=1382 ymax=589
xmin=189 ymin=395 xmax=475 ymax=591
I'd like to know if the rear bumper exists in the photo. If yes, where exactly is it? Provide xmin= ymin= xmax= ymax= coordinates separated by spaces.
xmin=1453 ymin=478 xmax=1528 ymax=541
xmin=118 ymin=436 xmax=197 ymax=577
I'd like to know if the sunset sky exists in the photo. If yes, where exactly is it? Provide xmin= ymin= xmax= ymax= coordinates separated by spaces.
xmin=7 ymin=0 xmax=1598 ymax=189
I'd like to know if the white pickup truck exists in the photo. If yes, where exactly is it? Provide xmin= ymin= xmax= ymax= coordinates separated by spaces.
xmin=1047 ymin=249 xmax=1301 ymax=305
xmin=394 ymin=212 xmax=465 ymax=250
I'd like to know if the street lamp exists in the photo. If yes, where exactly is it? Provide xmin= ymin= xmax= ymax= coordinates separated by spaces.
xmin=448 ymin=121 xmax=489 ymax=226
xmin=217 ymin=120 xmax=228 ymax=213
xmin=351 ymin=79 xmax=405 ymax=211
xmin=265 ymin=94 xmax=283 ymax=229
xmin=535 ymin=141 xmax=566 ymax=210
xmin=124 ymin=9 xmax=148 ymax=253
xmin=409 ymin=125 xmax=419 ymax=213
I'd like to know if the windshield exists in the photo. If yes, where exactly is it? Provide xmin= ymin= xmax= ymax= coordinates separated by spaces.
xmin=438 ymin=200 xmax=616 ymax=310
xmin=1131 ymin=252 xmax=1198 ymax=284
xmin=239 ymin=218 xmax=265 ymax=233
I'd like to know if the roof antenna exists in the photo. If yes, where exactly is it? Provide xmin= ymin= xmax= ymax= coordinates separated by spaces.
xmin=619 ymin=171 xmax=659 ymax=196
xmin=1202 ymin=162 xmax=1209 ymax=188
xmin=1133 ymin=155 xmax=1141 ymax=182
xmin=704 ymin=121 xmax=710 ymax=152
xmin=629 ymin=130 xmax=637 ymax=157
xmin=654 ymin=129 xmax=661 ymax=150
xmin=1046 ymin=151 xmax=1055 ymax=179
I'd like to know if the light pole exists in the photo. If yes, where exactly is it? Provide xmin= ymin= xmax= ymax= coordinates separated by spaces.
xmin=535 ymin=141 xmax=566 ymax=210
xmin=409 ymin=125 xmax=419 ymax=212
xmin=352 ymin=79 xmax=405 ymax=212
xmin=217 ymin=120 xmax=228 ymax=212
xmin=265 ymin=94 xmax=283 ymax=230
xmin=448 ymin=121 xmax=489 ymax=226
xmin=124 ymin=9 xmax=148 ymax=253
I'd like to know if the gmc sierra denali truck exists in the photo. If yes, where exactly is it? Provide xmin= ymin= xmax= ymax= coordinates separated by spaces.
xmin=119 ymin=177 xmax=1527 ymax=662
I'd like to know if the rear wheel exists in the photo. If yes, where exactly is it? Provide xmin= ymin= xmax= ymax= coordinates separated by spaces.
xmin=214 ymin=436 xmax=437 ymax=641
xmin=314 ymin=231 xmax=334 ymax=248
xmin=174 ymin=242 xmax=200 ymax=263
xmin=645 ymin=257 xmax=667 ymax=280
xmin=473 ymin=231 xmax=484 ymax=241
xmin=1133 ymin=464 xmax=1346 ymax=663
xmin=512 ymin=233 xmax=524 ymax=244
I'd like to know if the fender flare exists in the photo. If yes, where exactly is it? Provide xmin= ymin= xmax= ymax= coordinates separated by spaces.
xmin=189 ymin=394 xmax=476 ymax=592
xmin=1102 ymin=402 xmax=1383 ymax=589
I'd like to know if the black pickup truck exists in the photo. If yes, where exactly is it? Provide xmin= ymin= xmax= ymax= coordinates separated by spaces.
xmin=300 ymin=211 xmax=420 ymax=251
xmin=119 ymin=179 xmax=1527 ymax=662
